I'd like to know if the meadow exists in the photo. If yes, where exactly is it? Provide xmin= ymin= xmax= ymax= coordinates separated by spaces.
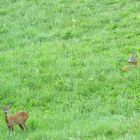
xmin=0 ymin=0 xmax=140 ymax=139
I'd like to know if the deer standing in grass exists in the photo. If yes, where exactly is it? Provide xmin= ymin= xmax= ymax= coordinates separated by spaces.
xmin=2 ymin=106 xmax=29 ymax=134
xmin=122 ymin=53 xmax=138 ymax=72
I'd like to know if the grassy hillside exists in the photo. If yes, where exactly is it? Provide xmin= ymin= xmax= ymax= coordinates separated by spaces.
xmin=0 ymin=0 xmax=140 ymax=139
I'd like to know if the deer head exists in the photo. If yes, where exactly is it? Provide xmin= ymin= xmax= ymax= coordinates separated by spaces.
xmin=128 ymin=53 xmax=138 ymax=65
xmin=2 ymin=106 xmax=11 ymax=114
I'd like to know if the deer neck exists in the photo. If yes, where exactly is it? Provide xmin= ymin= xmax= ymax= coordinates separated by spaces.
xmin=4 ymin=113 xmax=9 ymax=124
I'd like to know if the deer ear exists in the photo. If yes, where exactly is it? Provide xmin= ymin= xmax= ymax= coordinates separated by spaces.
xmin=132 ymin=52 xmax=137 ymax=56
xmin=1 ymin=105 xmax=4 ymax=109
xmin=8 ymin=105 xmax=11 ymax=109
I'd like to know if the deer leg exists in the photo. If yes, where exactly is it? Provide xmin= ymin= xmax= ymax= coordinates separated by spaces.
xmin=23 ymin=123 xmax=27 ymax=130
xmin=11 ymin=126 xmax=14 ymax=133
xmin=8 ymin=126 xmax=14 ymax=134
xmin=8 ymin=126 xmax=11 ymax=133
xmin=19 ymin=124 xmax=24 ymax=130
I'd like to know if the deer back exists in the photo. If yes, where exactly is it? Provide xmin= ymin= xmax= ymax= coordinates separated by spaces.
xmin=9 ymin=112 xmax=29 ymax=125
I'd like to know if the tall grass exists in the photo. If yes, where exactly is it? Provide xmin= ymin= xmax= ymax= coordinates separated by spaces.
xmin=0 ymin=0 xmax=140 ymax=139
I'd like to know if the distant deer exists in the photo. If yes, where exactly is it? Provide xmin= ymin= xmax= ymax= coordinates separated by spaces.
xmin=128 ymin=53 xmax=138 ymax=66
xmin=2 ymin=106 xmax=29 ymax=133
xmin=122 ymin=53 xmax=138 ymax=72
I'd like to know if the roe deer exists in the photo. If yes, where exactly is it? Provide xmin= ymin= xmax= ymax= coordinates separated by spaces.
xmin=122 ymin=53 xmax=138 ymax=72
xmin=2 ymin=106 xmax=29 ymax=133
xmin=128 ymin=53 xmax=138 ymax=66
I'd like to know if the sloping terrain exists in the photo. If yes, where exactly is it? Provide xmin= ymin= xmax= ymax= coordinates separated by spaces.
xmin=0 ymin=0 xmax=140 ymax=139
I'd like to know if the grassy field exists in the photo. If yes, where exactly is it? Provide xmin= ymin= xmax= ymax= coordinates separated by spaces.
xmin=0 ymin=0 xmax=140 ymax=139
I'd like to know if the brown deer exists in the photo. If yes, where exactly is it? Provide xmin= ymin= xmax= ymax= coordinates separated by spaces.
xmin=122 ymin=53 xmax=138 ymax=72
xmin=2 ymin=106 xmax=29 ymax=133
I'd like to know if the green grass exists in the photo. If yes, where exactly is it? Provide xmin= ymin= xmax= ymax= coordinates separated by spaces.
xmin=0 ymin=0 xmax=140 ymax=139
